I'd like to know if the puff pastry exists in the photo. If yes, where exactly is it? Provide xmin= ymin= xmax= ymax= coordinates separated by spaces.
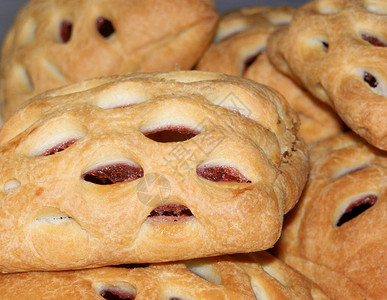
xmin=267 ymin=0 xmax=387 ymax=150
xmin=0 ymin=71 xmax=308 ymax=273
xmin=0 ymin=0 xmax=218 ymax=121
xmin=196 ymin=6 xmax=344 ymax=143
xmin=273 ymin=132 xmax=387 ymax=299
xmin=0 ymin=252 xmax=329 ymax=299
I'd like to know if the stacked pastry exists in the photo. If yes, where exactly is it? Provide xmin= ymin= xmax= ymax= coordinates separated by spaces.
xmin=0 ymin=2 xmax=324 ymax=294
xmin=197 ymin=0 xmax=387 ymax=299
xmin=0 ymin=0 xmax=385 ymax=299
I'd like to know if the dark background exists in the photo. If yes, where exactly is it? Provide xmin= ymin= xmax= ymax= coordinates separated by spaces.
xmin=0 ymin=0 xmax=308 ymax=45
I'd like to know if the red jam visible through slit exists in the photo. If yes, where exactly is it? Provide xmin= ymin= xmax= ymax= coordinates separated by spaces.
xmin=82 ymin=163 xmax=144 ymax=185
xmin=40 ymin=139 xmax=77 ymax=156
xmin=336 ymin=194 xmax=377 ymax=227
xmin=60 ymin=20 xmax=72 ymax=43
xmin=147 ymin=204 xmax=193 ymax=222
xmin=100 ymin=288 xmax=135 ymax=300
xmin=96 ymin=17 xmax=115 ymax=38
xmin=143 ymin=126 xmax=199 ymax=143
xmin=197 ymin=166 xmax=251 ymax=183
xmin=361 ymin=34 xmax=386 ymax=47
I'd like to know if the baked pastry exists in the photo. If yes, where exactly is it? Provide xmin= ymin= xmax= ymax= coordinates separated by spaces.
xmin=0 ymin=0 xmax=218 ymax=121
xmin=0 ymin=71 xmax=309 ymax=273
xmin=273 ymin=132 xmax=387 ymax=299
xmin=196 ymin=6 xmax=344 ymax=143
xmin=197 ymin=6 xmax=295 ymax=76
xmin=0 ymin=252 xmax=329 ymax=299
xmin=267 ymin=0 xmax=387 ymax=150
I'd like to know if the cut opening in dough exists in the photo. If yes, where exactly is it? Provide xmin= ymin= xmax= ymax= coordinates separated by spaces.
xmin=17 ymin=18 xmax=37 ymax=46
xmin=242 ymin=48 xmax=265 ymax=75
xmin=184 ymin=260 xmax=222 ymax=285
xmin=336 ymin=194 xmax=377 ymax=227
xmin=315 ymin=0 xmax=343 ymax=14
xmin=34 ymin=208 xmax=74 ymax=225
xmin=59 ymin=19 xmax=72 ymax=43
xmin=39 ymin=138 xmax=78 ymax=156
xmin=331 ymin=164 xmax=369 ymax=179
xmin=361 ymin=33 xmax=387 ymax=47
xmin=143 ymin=126 xmax=200 ymax=143
xmin=82 ymin=163 xmax=144 ymax=185
xmin=93 ymin=282 xmax=136 ymax=300
xmin=147 ymin=204 xmax=194 ymax=222
xmin=96 ymin=16 xmax=115 ymax=39
xmin=197 ymin=165 xmax=252 ymax=183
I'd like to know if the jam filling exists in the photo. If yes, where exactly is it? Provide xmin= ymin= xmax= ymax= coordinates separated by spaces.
xmin=40 ymin=139 xmax=78 ymax=156
xmin=100 ymin=288 xmax=135 ymax=300
xmin=143 ymin=126 xmax=199 ymax=143
xmin=364 ymin=72 xmax=378 ymax=88
xmin=147 ymin=204 xmax=193 ymax=222
xmin=361 ymin=34 xmax=386 ymax=47
xmin=197 ymin=166 xmax=251 ymax=183
xmin=60 ymin=20 xmax=72 ymax=43
xmin=96 ymin=17 xmax=115 ymax=38
xmin=336 ymin=194 xmax=377 ymax=227
xmin=82 ymin=163 xmax=144 ymax=185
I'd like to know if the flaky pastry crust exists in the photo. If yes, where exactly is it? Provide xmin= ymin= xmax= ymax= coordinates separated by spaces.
xmin=0 ymin=71 xmax=308 ymax=272
xmin=267 ymin=0 xmax=387 ymax=150
xmin=0 ymin=0 xmax=218 ymax=121
xmin=196 ymin=6 xmax=344 ymax=143
xmin=0 ymin=252 xmax=329 ymax=300
xmin=273 ymin=132 xmax=387 ymax=299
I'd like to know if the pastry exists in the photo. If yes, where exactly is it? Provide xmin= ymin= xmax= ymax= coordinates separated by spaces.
xmin=0 ymin=252 xmax=329 ymax=299
xmin=273 ymin=132 xmax=387 ymax=299
xmin=0 ymin=71 xmax=309 ymax=272
xmin=267 ymin=0 xmax=387 ymax=150
xmin=0 ymin=0 xmax=218 ymax=121
xmin=196 ymin=6 xmax=344 ymax=143
xmin=197 ymin=6 xmax=295 ymax=76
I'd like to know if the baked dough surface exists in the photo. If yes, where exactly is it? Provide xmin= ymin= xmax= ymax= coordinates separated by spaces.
xmin=274 ymin=132 xmax=387 ymax=299
xmin=0 ymin=0 xmax=218 ymax=121
xmin=0 ymin=252 xmax=329 ymax=299
xmin=267 ymin=0 xmax=387 ymax=150
xmin=196 ymin=5 xmax=344 ymax=143
xmin=0 ymin=71 xmax=308 ymax=273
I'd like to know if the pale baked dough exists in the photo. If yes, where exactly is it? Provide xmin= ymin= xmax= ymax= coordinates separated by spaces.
xmin=0 ymin=252 xmax=329 ymax=299
xmin=267 ymin=0 xmax=387 ymax=150
xmin=0 ymin=71 xmax=308 ymax=273
xmin=0 ymin=0 xmax=218 ymax=121
xmin=196 ymin=6 xmax=344 ymax=143
xmin=273 ymin=132 xmax=387 ymax=299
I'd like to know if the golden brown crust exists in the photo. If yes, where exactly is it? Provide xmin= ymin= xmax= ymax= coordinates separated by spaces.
xmin=274 ymin=132 xmax=387 ymax=299
xmin=0 ymin=0 xmax=218 ymax=121
xmin=267 ymin=0 xmax=387 ymax=150
xmin=246 ymin=54 xmax=344 ymax=143
xmin=0 ymin=71 xmax=308 ymax=272
xmin=0 ymin=252 xmax=330 ymax=299
xmin=196 ymin=6 xmax=344 ymax=143
xmin=197 ymin=6 xmax=295 ymax=76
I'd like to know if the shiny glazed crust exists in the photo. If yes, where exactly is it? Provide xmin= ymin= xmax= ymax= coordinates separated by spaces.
xmin=196 ymin=6 xmax=344 ymax=143
xmin=0 ymin=252 xmax=329 ymax=300
xmin=0 ymin=71 xmax=308 ymax=272
xmin=273 ymin=132 xmax=387 ymax=299
xmin=267 ymin=0 xmax=387 ymax=150
xmin=0 ymin=0 xmax=218 ymax=121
